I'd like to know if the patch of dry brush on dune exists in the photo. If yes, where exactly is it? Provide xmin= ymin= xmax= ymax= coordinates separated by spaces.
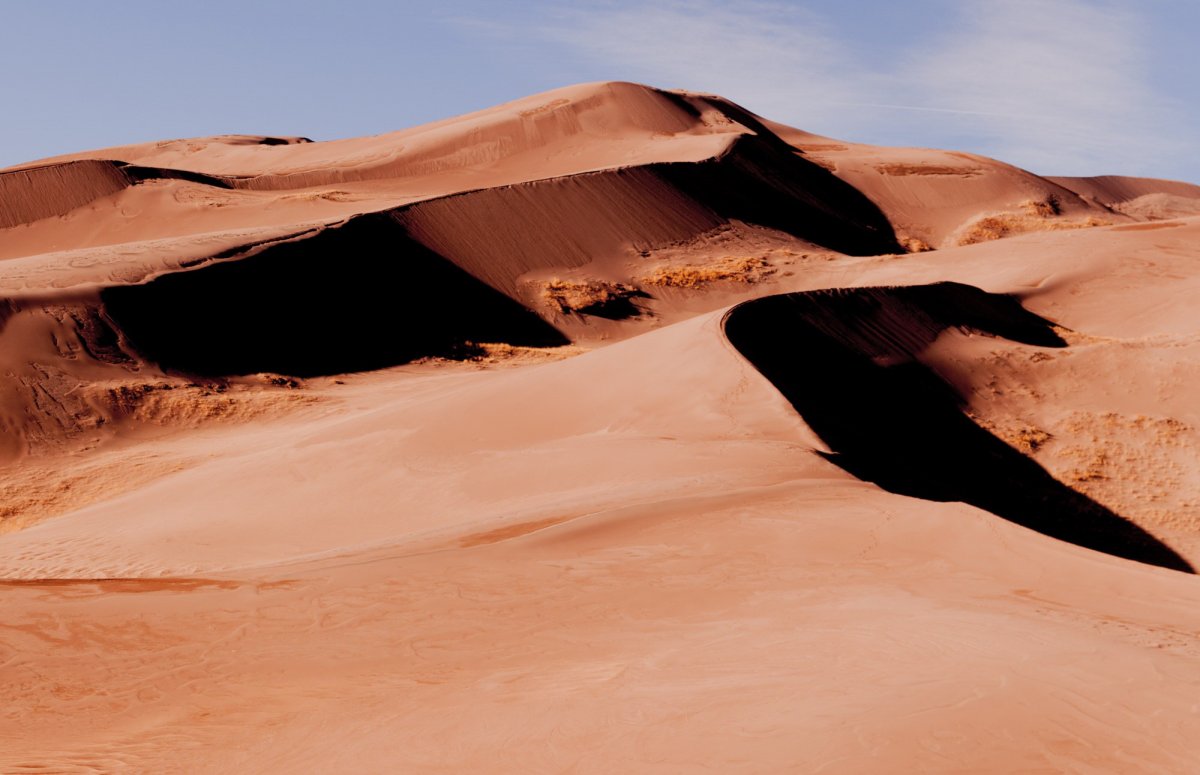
xmin=957 ymin=197 xmax=1110 ymax=246
xmin=874 ymin=162 xmax=983 ymax=177
xmin=97 ymin=378 xmax=316 ymax=427
xmin=1056 ymin=412 xmax=1189 ymax=485
xmin=969 ymin=414 xmax=1053 ymax=454
xmin=641 ymin=255 xmax=778 ymax=289
xmin=539 ymin=279 xmax=643 ymax=315
xmin=1044 ymin=412 xmax=1200 ymax=534
xmin=966 ymin=338 xmax=1200 ymax=543
xmin=415 ymin=342 xmax=587 ymax=367
xmin=276 ymin=189 xmax=364 ymax=203
xmin=897 ymin=236 xmax=934 ymax=253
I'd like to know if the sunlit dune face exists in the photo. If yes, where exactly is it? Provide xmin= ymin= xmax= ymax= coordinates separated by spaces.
xmin=3 ymin=81 xmax=1200 ymax=773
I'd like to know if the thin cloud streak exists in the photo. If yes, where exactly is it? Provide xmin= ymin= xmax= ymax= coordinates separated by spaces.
xmin=491 ymin=0 xmax=1191 ymax=178
xmin=901 ymin=0 xmax=1183 ymax=174
xmin=532 ymin=1 xmax=881 ymax=139
xmin=815 ymin=102 xmax=1082 ymax=121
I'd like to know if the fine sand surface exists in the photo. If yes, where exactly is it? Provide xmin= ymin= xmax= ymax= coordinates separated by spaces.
xmin=3 ymin=82 xmax=1200 ymax=772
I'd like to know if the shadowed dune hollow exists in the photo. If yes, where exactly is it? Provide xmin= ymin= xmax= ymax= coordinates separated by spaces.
xmin=99 ymin=134 xmax=901 ymax=378
xmin=101 ymin=213 xmax=569 ymax=377
xmin=724 ymin=283 xmax=1194 ymax=573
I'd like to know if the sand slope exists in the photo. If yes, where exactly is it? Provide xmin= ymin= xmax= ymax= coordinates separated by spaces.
xmin=3 ymin=82 xmax=1200 ymax=772
xmin=1050 ymin=174 xmax=1200 ymax=221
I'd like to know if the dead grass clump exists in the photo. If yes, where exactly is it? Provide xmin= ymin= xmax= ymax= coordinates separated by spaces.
xmin=278 ymin=190 xmax=358 ymax=202
xmin=1012 ymin=426 xmax=1052 ymax=453
xmin=540 ymin=279 xmax=643 ymax=316
xmin=1049 ymin=410 xmax=1196 ymax=529
xmin=641 ymin=255 xmax=775 ymax=289
xmin=798 ymin=143 xmax=850 ymax=152
xmin=959 ymin=216 xmax=1016 ymax=245
xmin=1023 ymin=196 xmax=1063 ymax=217
xmin=970 ymin=414 xmax=1052 ymax=454
xmin=96 ymin=380 xmax=316 ymax=429
xmin=1066 ymin=451 xmax=1111 ymax=484
xmin=898 ymin=236 xmax=933 ymax=253
xmin=421 ymin=342 xmax=587 ymax=367
xmin=874 ymin=163 xmax=982 ymax=177
xmin=1064 ymin=412 xmax=1190 ymax=442
xmin=958 ymin=211 xmax=1109 ymax=246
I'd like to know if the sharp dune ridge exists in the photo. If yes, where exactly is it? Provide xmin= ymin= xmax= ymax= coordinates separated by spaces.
xmin=0 ymin=158 xmax=240 ymax=230
xmin=4 ymin=80 xmax=1200 ymax=772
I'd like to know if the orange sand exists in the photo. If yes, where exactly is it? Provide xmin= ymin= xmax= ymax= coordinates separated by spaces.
xmin=3 ymin=82 xmax=1200 ymax=773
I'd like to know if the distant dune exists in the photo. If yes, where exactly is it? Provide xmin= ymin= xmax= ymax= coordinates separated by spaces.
xmin=4 ymin=81 xmax=1200 ymax=773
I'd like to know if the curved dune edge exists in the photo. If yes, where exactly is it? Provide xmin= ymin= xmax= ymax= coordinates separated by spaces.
xmin=13 ymin=80 xmax=1178 ymax=260
xmin=4 ymin=293 xmax=1200 ymax=772
xmin=5 ymin=81 xmax=1200 ymax=772
xmin=723 ymin=282 xmax=1193 ymax=573
xmin=0 ymin=126 xmax=902 ymax=458
xmin=0 ymin=159 xmax=237 ymax=230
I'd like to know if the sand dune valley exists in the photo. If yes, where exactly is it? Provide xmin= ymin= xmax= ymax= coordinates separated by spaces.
xmin=4 ymin=81 xmax=1200 ymax=772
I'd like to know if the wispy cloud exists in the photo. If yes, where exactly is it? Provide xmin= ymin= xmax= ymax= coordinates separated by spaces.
xmin=900 ymin=0 xmax=1183 ymax=173
xmin=532 ymin=1 xmax=879 ymax=138
xmin=464 ymin=0 xmax=1190 ymax=177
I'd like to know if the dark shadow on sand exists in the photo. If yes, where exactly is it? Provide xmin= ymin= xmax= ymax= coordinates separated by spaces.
xmin=723 ymin=282 xmax=1193 ymax=573
xmin=657 ymin=135 xmax=902 ymax=257
xmin=102 ymin=212 xmax=568 ymax=377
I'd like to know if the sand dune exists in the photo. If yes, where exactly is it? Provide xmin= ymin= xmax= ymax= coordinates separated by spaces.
xmin=767 ymin=122 xmax=1123 ymax=249
xmin=724 ymin=283 xmax=1192 ymax=572
xmin=1050 ymin=174 xmax=1200 ymax=221
xmin=1 ymin=160 xmax=136 ymax=229
xmin=12 ymin=83 xmax=746 ymax=188
xmin=1049 ymin=173 xmax=1200 ymax=206
xmin=4 ymin=82 xmax=1200 ymax=772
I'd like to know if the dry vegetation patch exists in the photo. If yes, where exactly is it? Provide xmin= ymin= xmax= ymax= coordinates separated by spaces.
xmin=969 ymin=414 xmax=1053 ymax=454
xmin=970 ymin=407 xmax=1200 ymax=536
xmin=641 ymin=255 xmax=776 ymax=289
xmin=958 ymin=197 xmax=1110 ymax=246
xmin=1009 ymin=425 xmax=1053 ymax=454
xmin=1050 ymin=412 xmax=1196 ymax=532
xmin=540 ymin=279 xmax=644 ymax=316
xmin=898 ymin=236 xmax=934 ymax=253
xmin=875 ymin=163 xmax=983 ymax=177
xmin=1023 ymin=197 xmax=1062 ymax=217
xmin=11 ymin=372 xmax=318 ymax=460
xmin=278 ymin=189 xmax=361 ymax=203
xmin=417 ymin=342 xmax=588 ymax=367
xmin=96 ymin=378 xmax=316 ymax=428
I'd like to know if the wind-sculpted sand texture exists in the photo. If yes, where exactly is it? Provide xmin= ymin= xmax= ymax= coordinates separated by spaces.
xmin=724 ymin=283 xmax=1192 ymax=572
xmin=3 ymin=81 xmax=1200 ymax=772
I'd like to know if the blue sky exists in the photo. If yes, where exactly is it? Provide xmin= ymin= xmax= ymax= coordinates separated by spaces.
xmin=3 ymin=1 xmax=1197 ymax=182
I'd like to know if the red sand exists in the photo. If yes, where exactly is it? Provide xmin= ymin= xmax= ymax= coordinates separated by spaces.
xmin=3 ymin=82 xmax=1200 ymax=772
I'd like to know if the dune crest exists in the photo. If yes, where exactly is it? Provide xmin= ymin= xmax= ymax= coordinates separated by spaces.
xmin=4 ymin=82 xmax=1200 ymax=773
